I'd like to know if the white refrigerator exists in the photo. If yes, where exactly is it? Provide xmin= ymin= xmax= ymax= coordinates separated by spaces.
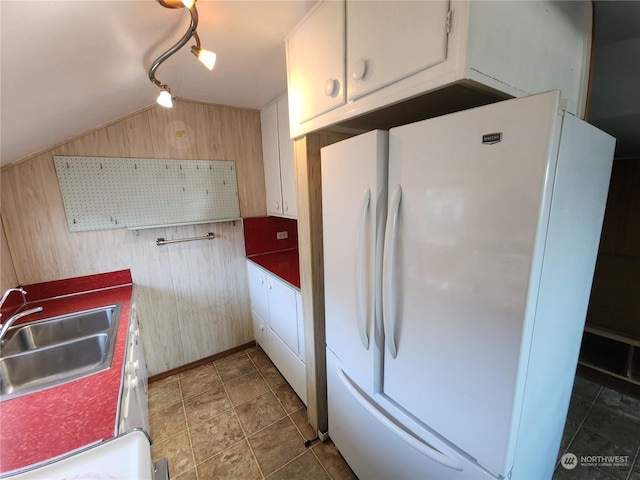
xmin=321 ymin=91 xmax=615 ymax=479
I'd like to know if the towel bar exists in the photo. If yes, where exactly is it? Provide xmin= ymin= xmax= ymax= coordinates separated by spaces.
xmin=156 ymin=232 xmax=215 ymax=246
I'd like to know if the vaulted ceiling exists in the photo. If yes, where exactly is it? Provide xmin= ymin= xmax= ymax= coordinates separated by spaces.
xmin=1 ymin=1 xmax=638 ymax=169
xmin=0 ymin=0 xmax=316 ymax=167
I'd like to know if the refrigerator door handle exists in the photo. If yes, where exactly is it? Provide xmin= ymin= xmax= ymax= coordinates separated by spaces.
xmin=382 ymin=184 xmax=402 ymax=358
xmin=356 ymin=188 xmax=371 ymax=350
xmin=336 ymin=364 xmax=463 ymax=471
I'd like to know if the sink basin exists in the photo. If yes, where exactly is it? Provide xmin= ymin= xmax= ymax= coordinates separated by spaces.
xmin=0 ymin=304 xmax=121 ymax=401
xmin=1 ymin=305 xmax=120 ymax=357
xmin=0 ymin=334 xmax=113 ymax=399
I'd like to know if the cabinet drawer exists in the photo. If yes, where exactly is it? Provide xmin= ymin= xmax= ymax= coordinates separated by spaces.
xmin=269 ymin=328 xmax=307 ymax=404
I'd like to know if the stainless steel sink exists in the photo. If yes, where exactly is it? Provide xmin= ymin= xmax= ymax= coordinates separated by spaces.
xmin=0 ymin=334 xmax=114 ymax=398
xmin=0 ymin=304 xmax=121 ymax=401
xmin=1 ymin=305 xmax=119 ymax=356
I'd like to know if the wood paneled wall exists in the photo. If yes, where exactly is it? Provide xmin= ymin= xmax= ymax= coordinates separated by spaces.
xmin=0 ymin=100 xmax=266 ymax=375
xmin=1 ymin=221 xmax=18 ymax=292
xmin=295 ymin=130 xmax=352 ymax=433
xmin=586 ymin=157 xmax=640 ymax=339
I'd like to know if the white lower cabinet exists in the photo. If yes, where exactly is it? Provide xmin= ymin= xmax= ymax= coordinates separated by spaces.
xmin=252 ymin=311 xmax=268 ymax=350
xmin=268 ymin=328 xmax=307 ymax=404
xmin=118 ymin=303 xmax=149 ymax=435
xmin=295 ymin=292 xmax=304 ymax=361
xmin=246 ymin=260 xmax=306 ymax=403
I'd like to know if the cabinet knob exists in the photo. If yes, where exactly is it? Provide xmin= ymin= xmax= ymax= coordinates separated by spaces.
xmin=275 ymin=201 xmax=280 ymax=211
xmin=284 ymin=201 xmax=289 ymax=212
xmin=352 ymin=59 xmax=368 ymax=81
xmin=324 ymin=78 xmax=340 ymax=98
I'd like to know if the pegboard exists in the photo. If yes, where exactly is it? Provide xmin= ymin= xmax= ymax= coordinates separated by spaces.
xmin=54 ymin=156 xmax=241 ymax=232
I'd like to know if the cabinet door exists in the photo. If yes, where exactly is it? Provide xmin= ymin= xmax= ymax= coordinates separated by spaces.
xmin=252 ymin=310 xmax=268 ymax=351
xmin=286 ymin=0 xmax=346 ymax=125
xmin=247 ymin=261 xmax=269 ymax=323
xmin=267 ymin=275 xmax=299 ymax=354
xmin=277 ymin=94 xmax=297 ymax=218
xmin=261 ymin=101 xmax=284 ymax=216
xmin=295 ymin=291 xmax=305 ymax=361
xmin=346 ymin=1 xmax=449 ymax=101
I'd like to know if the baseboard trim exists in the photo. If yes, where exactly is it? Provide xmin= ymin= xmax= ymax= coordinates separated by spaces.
xmin=148 ymin=341 xmax=256 ymax=383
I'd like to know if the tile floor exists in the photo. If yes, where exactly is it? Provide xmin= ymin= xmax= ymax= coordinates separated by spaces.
xmin=149 ymin=344 xmax=640 ymax=480
xmin=554 ymin=376 xmax=640 ymax=480
xmin=148 ymin=345 xmax=357 ymax=480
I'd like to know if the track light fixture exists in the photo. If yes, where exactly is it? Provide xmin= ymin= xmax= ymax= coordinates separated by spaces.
xmin=148 ymin=0 xmax=216 ymax=108
xmin=191 ymin=32 xmax=217 ymax=71
xmin=157 ymin=88 xmax=173 ymax=108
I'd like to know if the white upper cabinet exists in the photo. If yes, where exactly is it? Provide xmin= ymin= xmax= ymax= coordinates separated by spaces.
xmin=347 ymin=1 xmax=449 ymax=101
xmin=285 ymin=0 xmax=346 ymax=126
xmin=260 ymin=93 xmax=297 ymax=218
xmin=260 ymin=101 xmax=282 ymax=216
xmin=286 ymin=0 xmax=592 ymax=138
xmin=277 ymin=95 xmax=297 ymax=218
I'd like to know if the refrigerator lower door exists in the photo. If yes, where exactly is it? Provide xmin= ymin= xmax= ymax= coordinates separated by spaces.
xmin=327 ymin=349 xmax=496 ymax=480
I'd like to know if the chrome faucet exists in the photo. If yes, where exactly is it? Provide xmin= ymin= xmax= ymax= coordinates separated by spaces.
xmin=0 ymin=288 xmax=43 ymax=343
xmin=0 ymin=307 xmax=44 ymax=343
xmin=0 ymin=288 xmax=26 ymax=311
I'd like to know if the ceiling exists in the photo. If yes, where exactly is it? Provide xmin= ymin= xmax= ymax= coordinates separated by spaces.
xmin=1 ymin=1 xmax=638 ymax=169
xmin=0 ymin=0 xmax=316 ymax=167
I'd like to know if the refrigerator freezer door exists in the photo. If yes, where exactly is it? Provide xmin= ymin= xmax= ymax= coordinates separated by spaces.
xmin=327 ymin=349 xmax=496 ymax=480
xmin=322 ymin=130 xmax=388 ymax=393
xmin=383 ymin=91 xmax=561 ymax=476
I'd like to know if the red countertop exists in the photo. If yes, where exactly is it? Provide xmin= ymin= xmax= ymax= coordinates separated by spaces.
xmin=0 ymin=270 xmax=133 ymax=475
xmin=243 ymin=216 xmax=301 ymax=289
xmin=248 ymin=249 xmax=300 ymax=290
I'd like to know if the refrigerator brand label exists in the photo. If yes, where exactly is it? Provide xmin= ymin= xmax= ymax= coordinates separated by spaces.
xmin=482 ymin=133 xmax=502 ymax=145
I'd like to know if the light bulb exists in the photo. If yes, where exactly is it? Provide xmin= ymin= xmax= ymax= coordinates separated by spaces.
xmin=181 ymin=0 xmax=195 ymax=8
xmin=197 ymin=48 xmax=216 ymax=70
xmin=157 ymin=89 xmax=173 ymax=108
